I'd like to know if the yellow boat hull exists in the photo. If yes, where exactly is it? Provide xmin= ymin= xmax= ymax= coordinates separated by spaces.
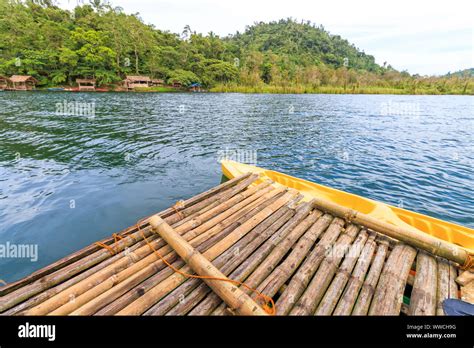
xmin=221 ymin=160 xmax=474 ymax=252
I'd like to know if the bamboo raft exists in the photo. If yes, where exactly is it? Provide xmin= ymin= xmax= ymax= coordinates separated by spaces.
xmin=0 ymin=173 xmax=472 ymax=316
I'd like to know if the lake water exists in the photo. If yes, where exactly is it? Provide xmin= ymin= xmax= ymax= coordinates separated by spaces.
xmin=0 ymin=92 xmax=473 ymax=282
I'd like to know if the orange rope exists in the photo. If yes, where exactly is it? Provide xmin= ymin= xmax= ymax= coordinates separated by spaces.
xmin=171 ymin=200 xmax=185 ymax=219
xmin=95 ymin=233 xmax=125 ymax=255
xmin=93 ymin=199 xmax=276 ymax=314
xmin=461 ymin=253 xmax=474 ymax=271
xmin=136 ymin=218 xmax=276 ymax=315
xmin=95 ymin=199 xmax=187 ymax=255
xmin=0 ymin=279 xmax=6 ymax=286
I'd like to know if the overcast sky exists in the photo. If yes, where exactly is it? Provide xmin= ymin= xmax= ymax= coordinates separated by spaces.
xmin=60 ymin=0 xmax=473 ymax=75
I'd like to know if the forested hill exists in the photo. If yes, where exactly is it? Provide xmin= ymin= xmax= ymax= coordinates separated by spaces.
xmin=225 ymin=19 xmax=381 ymax=73
xmin=444 ymin=68 xmax=474 ymax=78
xmin=0 ymin=0 xmax=472 ymax=94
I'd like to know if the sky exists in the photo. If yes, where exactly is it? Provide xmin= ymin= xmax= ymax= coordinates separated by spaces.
xmin=59 ymin=0 xmax=474 ymax=76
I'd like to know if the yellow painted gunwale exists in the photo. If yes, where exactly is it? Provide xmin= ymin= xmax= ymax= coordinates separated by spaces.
xmin=221 ymin=160 xmax=473 ymax=252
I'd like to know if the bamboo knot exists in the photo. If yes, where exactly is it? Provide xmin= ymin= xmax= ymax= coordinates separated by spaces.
xmin=125 ymin=250 xmax=140 ymax=264
xmin=461 ymin=253 xmax=474 ymax=271
xmin=343 ymin=210 xmax=358 ymax=223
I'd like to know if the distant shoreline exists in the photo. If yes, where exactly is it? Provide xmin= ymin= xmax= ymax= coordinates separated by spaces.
xmin=210 ymin=85 xmax=474 ymax=96
xmin=4 ymin=88 xmax=472 ymax=96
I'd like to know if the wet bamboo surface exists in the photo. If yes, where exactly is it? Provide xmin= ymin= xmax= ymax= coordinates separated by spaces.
xmin=0 ymin=173 xmax=464 ymax=316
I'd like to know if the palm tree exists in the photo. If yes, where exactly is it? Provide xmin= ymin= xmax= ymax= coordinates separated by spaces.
xmin=182 ymin=25 xmax=192 ymax=40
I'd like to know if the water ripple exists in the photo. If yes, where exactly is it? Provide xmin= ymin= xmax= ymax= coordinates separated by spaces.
xmin=0 ymin=92 xmax=473 ymax=282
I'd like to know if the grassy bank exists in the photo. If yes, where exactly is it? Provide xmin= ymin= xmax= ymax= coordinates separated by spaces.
xmin=210 ymin=84 xmax=474 ymax=95
xmin=133 ymin=86 xmax=181 ymax=93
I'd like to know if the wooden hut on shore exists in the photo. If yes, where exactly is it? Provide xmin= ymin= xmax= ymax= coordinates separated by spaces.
xmin=0 ymin=76 xmax=11 ymax=90
xmin=151 ymin=79 xmax=165 ymax=87
xmin=76 ymin=78 xmax=96 ymax=92
xmin=10 ymin=75 xmax=37 ymax=91
xmin=123 ymin=76 xmax=151 ymax=90
xmin=170 ymin=79 xmax=183 ymax=88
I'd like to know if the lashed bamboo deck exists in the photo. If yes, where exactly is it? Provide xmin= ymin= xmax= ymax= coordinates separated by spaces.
xmin=0 ymin=173 xmax=470 ymax=316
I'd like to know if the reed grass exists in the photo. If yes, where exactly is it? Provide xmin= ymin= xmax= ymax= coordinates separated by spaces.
xmin=210 ymin=83 xmax=473 ymax=95
xmin=133 ymin=87 xmax=180 ymax=93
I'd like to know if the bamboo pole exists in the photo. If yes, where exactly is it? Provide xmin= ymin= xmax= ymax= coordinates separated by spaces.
xmin=0 ymin=172 xmax=253 ymax=298
xmin=167 ymin=178 xmax=271 ymax=234
xmin=408 ymin=252 xmax=437 ymax=315
xmin=456 ymin=271 xmax=474 ymax=287
xmin=4 ymin=227 xmax=158 ymax=315
xmin=189 ymin=202 xmax=314 ymax=316
xmin=256 ymin=214 xmax=333 ymax=299
xmin=436 ymin=259 xmax=450 ymax=315
xmin=0 ymin=226 xmax=155 ymax=313
xmin=94 ymin=191 xmax=289 ymax=315
xmin=16 ymin=192 xmax=266 ymax=316
xmin=147 ymin=216 xmax=268 ymax=315
xmin=289 ymin=225 xmax=360 ymax=315
xmin=169 ymin=186 xmax=284 ymax=254
xmin=275 ymin=218 xmax=346 ymax=315
xmin=211 ymin=204 xmax=322 ymax=316
xmin=244 ymin=209 xmax=323 ymax=297
xmin=56 ymin=184 xmax=280 ymax=315
xmin=460 ymin=282 xmax=474 ymax=304
xmin=142 ymin=199 xmax=293 ymax=316
xmin=2 ymin=174 xmax=258 ymax=314
xmin=310 ymin=197 xmax=470 ymax=267
xmin=436 ymin=259 xmax=459 ymax=315
xmin=166 ymin=208 xmax=296 ymax=316
xmin=315 ymin=230 xmax=369 ymax=315
xmin=164 ymin=173 xmax=258 ymax=226
xmin=116 ymin=190 xmax=297 ymax=315
xmin=448 ymin=263 xmax=459 ymax=301
xmin=352 ymin=240 xmax=389 ymax=315
xmin=369 ymin=244 xmax=417 ymax=315
xmin=24 ymin=176 xmax=263 ymax=315
xmin=166 ymin=173 xmax=261 ymax=224
xmin=333 ymin=234 xmax=377 ymax=315
xmin=146 ymin=204 xmax=296 ymax=315
xmin=97 ymin=207 xmax=290 ymax=316
xmin=315 ymin=230 xmax=375 ymax=315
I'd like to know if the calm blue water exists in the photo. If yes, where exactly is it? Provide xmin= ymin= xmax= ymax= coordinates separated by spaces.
xmin=0 ymin=92 xmax=473 ymax=282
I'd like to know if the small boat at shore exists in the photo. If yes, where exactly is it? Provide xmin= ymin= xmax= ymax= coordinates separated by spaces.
xmin=47 ymin=87 xmax=65 ymax=91
xmin=221 ymin=160 xmax=474 ymax=252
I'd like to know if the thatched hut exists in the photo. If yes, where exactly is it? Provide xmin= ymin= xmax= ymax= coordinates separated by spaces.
xmin=123 ymin=76 xmax=151 ymax=90
xmin=76 ymin=78 xmax=96 ymax=91
xmin=0 ymin=76 xmax=11 ymax=90
xmin=151 ymin=79 xmax=165 ymax=87
xmin=170 ymin=80 xmax=183 ymax=88
xmin=10 ymin=75 xmax=38 ymax=91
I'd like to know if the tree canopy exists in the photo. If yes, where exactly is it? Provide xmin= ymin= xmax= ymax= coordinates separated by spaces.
xmin=0 ymin=0 xmax=471 ymax=94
